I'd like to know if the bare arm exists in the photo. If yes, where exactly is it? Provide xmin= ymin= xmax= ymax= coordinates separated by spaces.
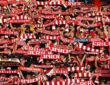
xmin=80 ymin=54 xmax=86 ymax=66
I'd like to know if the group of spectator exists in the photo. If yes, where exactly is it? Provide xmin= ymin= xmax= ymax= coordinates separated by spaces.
xmin=0 ymin=0 xmax=110 ymax=85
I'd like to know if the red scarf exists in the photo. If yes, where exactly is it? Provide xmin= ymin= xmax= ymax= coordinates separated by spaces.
xmin=93 ymin=41 xmax=110 ymax=46
xmin=9 ymin=15 xmax=31 ymax=23
xmin=0 ymin=70 xmax=19 ymax=74
xmin=18 ymin=67 xmax=43 ymax=72
xmin=42 ymin=35 xmax=60 ymax=40
xmin=39 ymin=28 xmax=60 ymax=35
xmin=21 ymin=33 xmax=36 ymax=39
xmin=0 ymin=30 xmax=18 ymax=35
xmin=49 ymin=45 xmax=71 ymax=54
xmin=40 ymin=54 xmax=60 ymax=60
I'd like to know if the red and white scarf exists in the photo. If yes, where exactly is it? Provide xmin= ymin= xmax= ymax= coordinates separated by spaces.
xmin=0 ymin=77 xmax=10 ymax=81
xmin=8 ymin=0 xmax=26 ymax=4
xmin=23 ymin=46 xmax=39 ymax=51
xmin=19 ymin=76 xmax=43 ymax=84
xmin=40 ymin=15 xmax=55 ymax=19
xmin=14 ymin=49 xmax=26 ymax=54
xmin=20 ymin=33 xmax=36 ymax=39
xmin=0 ymin=76 xmax=43 ymax=84
xmin=89 ymin=38 xmax=102 ymax=42
xmin=41 ymin=54 xmax=60 ymax=60
xmin=18 ymin=67 xmax=43 ymax=72
xmin=60 ymin=36 xmax=74 ymax=43
xmin=35 ymin=24 xmax=44 ymax=28
xmin=36 ymin=1 xmax=82 ymax=6
xmin=36 ymin=1 xmax=63 ymax=6
xmin=67 ymin=66 xmax=85 ymax=72
xmin=75 ymin=72 xmax=91 ymax=78
xmin=26 ymin=50 xmax=49 ymax=56
xmin=49 ymin=46 xmax=71 ymax=54
xmin=0 ymin=30 xmax=18 ymax=35
xmin=96 ymin=16 xmax=110 ymax=23
xmin=11 ymin=8 xmax=24 ymax=15
xmin=42 ymin=35 xmax=60 ymax=40
xmin=53 ymin=20 xmax=66 ymax=25
xmin=0 ymin=70 xmax=19 ymax=74
xmin=43 ymin=79 xmax=87 ymax=85
xmin=54 ymin=68 xmax=68 ymax=74
xmin=77 ymin=43 xmax=102 ymax=53
xmin=39 ymin=29 xmax=60 ymax=35
xmin=93 ymin=41 xmax=110 ymax=46
xmin=86 ymin=12 xmax=103 ymax=17
xmin=9 ymin=15 xmax=31 ymax=23
xmin=34 ymin=65 xmax=54 ymax=68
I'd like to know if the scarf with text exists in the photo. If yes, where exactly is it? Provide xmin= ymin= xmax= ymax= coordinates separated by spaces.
xmin=40 ymin=54 xmax=60 ymax=60
xmin=48 ymin=45 xmax=71 ymax=54
xmin=93 ymin=41 xmax=110 ymax=46
xmin=0 ymin=70 xmax=19 ymax=74
xmin=18 ymin=67 xmax=43 ymax=72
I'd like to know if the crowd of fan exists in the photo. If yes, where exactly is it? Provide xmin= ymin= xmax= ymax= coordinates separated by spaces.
xmin=0 ymin=0 xmax=110 ymax=85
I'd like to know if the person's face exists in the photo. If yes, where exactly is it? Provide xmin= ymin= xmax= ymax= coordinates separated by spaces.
xmin=36 ymin=57 xmax=40 ymax=61
xmin=107 ymin=27 xmax=110 ymax=32
xmin=70 ymin=26 xmax=74 ymax=31
xmin=38 ymin=6 xmax=43 ymax=10
xmin=65 ymin=16 xmax=70 ymax=20
xmin=26 ymin=75 xmax=31 ymax=79
xmin=90 ymin=56 xmax=94 ymax=58
xmin=87 ymin=65 xmax=91 ymax=69
xmin=46 ymin=61 xmax=51 ymax=65
xmin=11 ymin=37 xmax=15 ymax=39
xmin=4 ymin=56 xmax=7 ymax=59
xmin=19 ymin=6 xmax=22 ymax=9
xmin=70 ymin=73 xmax=74 ymax=78
xmin=56 ymin=76 xmax=61 ymax=80
xmin=1 ymin=36 xmax=4 ymax=39
xmin=61 ymin=55 xmax=64 ymax=60
xmin=95 ymin=27 xmax=99 ymax=31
